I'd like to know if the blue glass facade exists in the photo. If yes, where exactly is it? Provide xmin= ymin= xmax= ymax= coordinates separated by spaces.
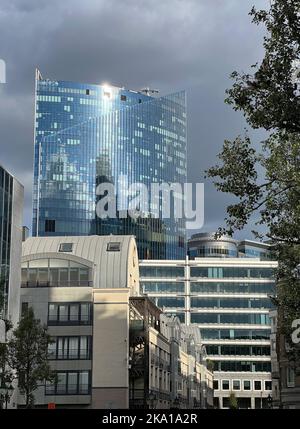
xmin=33 ymin=73 xmax=187 ymax=259
xmin=0 ymin=165 xmax=13 ymax=315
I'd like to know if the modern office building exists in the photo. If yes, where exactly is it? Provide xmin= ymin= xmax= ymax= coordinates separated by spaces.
xmin=188 ymin=233 xmax=273 ymax=261
xmin=19 ymin=235 xmax=211 ymax=409
xmin=139 ymin=255 xmax=278 ymax=409
xmin=33 ymin=70 xmax=187 ymax=259
xmin=0 ymin=163 xmax=24 ymax=326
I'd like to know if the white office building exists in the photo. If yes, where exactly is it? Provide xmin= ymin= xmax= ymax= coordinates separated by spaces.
xmin=140 ymin=255 xmax=277 ymax=409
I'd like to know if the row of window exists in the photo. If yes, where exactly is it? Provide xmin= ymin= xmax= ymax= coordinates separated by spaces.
xmin=191 ymin=313 xmax=270 ymax=325
xmin=190 ymin=282 xmax=275 ymax=294
xmin=21 ymin=259 xmax=90 ymax=287
xmin=140 ymin=266 xmax=275 ymax=279
xmin=141 ymin=281 xmax=275 ymax=295
xmin=213 ymin=361 xmax=271 ymax=372
xmin=214 ymin=379 xmax=272 ymax=392
xmin=48 ymin=336 xmax=92 ymax=360
xmin=45 ymin=371 xmax=90 ymax=395
xmin=152 ymin=296 xmax=273 ymax=310
xmin=200 ymin=328 xmax=271 ymax=340
xmin=142 ymin=282 xmax=185 ymax=293
xmin=48 ymin=303 xmax=92 ymax=325
xmin=206 ymin=345 xmax=270 ymax=356
xmin=190 ymin=297 xmax=273 ymax=309
xmin=140 ymin=266 xmax=185 ymax=278
xmin=190 ymin=267 xmax=274 ymax=279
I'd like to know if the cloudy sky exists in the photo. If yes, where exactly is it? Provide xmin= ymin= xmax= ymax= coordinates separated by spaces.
xmin=0 ymin=0 xmax=268 ymax=238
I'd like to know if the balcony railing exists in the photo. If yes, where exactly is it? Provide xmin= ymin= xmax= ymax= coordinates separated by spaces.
xmin=21 ymin=280 xmax=93 ymax=288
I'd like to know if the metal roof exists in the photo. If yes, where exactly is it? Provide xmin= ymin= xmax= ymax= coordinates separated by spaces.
xmin=22 ymin=235 xmax=136 ymax=289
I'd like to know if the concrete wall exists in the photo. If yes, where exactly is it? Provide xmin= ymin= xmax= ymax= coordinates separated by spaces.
xmin=92 ymin=288 xmax=130 ymax=409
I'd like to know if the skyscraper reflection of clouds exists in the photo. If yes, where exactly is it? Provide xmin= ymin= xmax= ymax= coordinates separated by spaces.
xmin=33 ymin=70 xmax=187 ymax=259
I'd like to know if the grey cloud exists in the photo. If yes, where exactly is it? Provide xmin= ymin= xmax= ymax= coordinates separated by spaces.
xmin=0 ymin=0 xmax=268 ymax=238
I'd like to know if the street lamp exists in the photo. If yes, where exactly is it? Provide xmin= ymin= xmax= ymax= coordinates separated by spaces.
xmin=267 ymin=394 xmax=273 ymax=409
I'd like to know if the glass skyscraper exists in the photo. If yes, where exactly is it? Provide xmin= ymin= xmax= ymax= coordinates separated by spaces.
xmin=33 ymin=70 xmax=187 ymax=259
xmin=0 ymin=163 xmax=23 ymax=324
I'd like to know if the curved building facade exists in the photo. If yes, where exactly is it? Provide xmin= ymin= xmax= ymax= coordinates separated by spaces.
xmin=33 ymin=70 xmax=187 ymax=259
xmin=188 ymin=233 xmax=238 ymax=259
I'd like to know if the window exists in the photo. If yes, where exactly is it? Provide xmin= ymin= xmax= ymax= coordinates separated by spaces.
xmin=190 ymin=313 xmax=218 ymax=324
xmin=121 ymin=95 xmax=127 ymax=101
xmin=222 ymin=380 xmax=230 ymax=390
xmin=243 ymin=380 xmax=251 ymax=391
xmin=265 ymin=381 xmax=272 ymax=391
xmin=141 ymin=282 xmax=184 ymax=294
xmin=48 ymin=336 xmax=91 ymax=360
xmin=86 ymin=89 xmax=90 ymax=95
xmin=59 ymin=243 xmax=73 ymax=253
xmin=21 ymin=302 xmax=29 ymax=316
xmin=140 ymin=266 xmax=184 ymax=278
xmin=254 ymin=381 xmax=262 ymax=390
xmin=233 ymin=380 xmax=240 ymax=390
xmin=157 ymin=297 xmax=184 ymax=308
xmin=213 ymin=380 xmax=219 ymax=390
xmin=45 ymin=371 xmax=90 ymax=395
xmin=287 ymin=367 xmax=295 ymax=388
xmin=48 ymin=303 xmax=92 ymax=325
xmin=45 ymin=219 xmax=55 ymax=233
xmin=107 ymin=242 xmax=121 ymax=252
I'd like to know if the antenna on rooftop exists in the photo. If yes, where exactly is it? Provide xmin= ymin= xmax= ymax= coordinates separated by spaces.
xmin=140 ymin=87 xmax=160 ymax=96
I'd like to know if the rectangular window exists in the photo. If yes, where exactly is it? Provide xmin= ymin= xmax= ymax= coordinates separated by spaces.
xmin=48 ymin=304 xmax=58 ymax=321
xmin=233 ymin=380 xmax=240 ymax=390
xmin=59 ymin=243 xmax=73 ymax=253
xmin=213 ymin=380 xmax=219 ymax=390
xmin=21 ymin=302 xmax=29 ymax=316
xmin=222 ymin=380 xmax=230 ymax=390
xmin=45 ymin=219 xmax=55 ymax=233
xmin=67 ymin=372 xmax=78 ymax=394
xmin=287 ymin=367 xmax=295 ymax=388
xmin=48 ymin=303 xmax=92 ymax=325
xmin=58 ymin=305 xmax=68 ymax=322
xmin=69 ymin=304 xmax=79 ymax=322
xmin=243 ymin=380 xmax=251 ymax=391
xmin=254 ymin=381 xmax=262 ymax=390
xmin=49 ymin=336 xmax=91 ymax=360
xmin=107 ymin=242 xmax=121 ymax=252
xmin=45 ymin=371 xmax=90 ymax=395
xmin=56 ymin=373 xmax=67 ymax=394
xmin=265 ymin=381 xmax=272 ymax=391
xmin=121 ymin=95 xmax=127 ymax=101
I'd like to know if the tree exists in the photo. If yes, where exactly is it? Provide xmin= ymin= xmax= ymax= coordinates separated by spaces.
xmin=7 ymin=308 xmax=55 ymax=408
xmin=229 ymin=392 xmax=238 ymax=410
xmin=206 ymin=359 xmax=214 ymax=372
xmin=206 ymin=1 xmax=300 ymax=359
xmin=0 ymin=276 xmax=14 ymax=409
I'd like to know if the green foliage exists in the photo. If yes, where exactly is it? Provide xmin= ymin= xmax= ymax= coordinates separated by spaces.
xmin=229 ymin=392 xmax=238 ymax=410
xmin=226 ymin=0 xmax=300 ymax=133
xmin=206 ymin=0 xmax=300 ymax=362
xmin=206 ymin=359 xmax=214 ymax=372
xmin=7 ymin=308 xmax=55 ymax=408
